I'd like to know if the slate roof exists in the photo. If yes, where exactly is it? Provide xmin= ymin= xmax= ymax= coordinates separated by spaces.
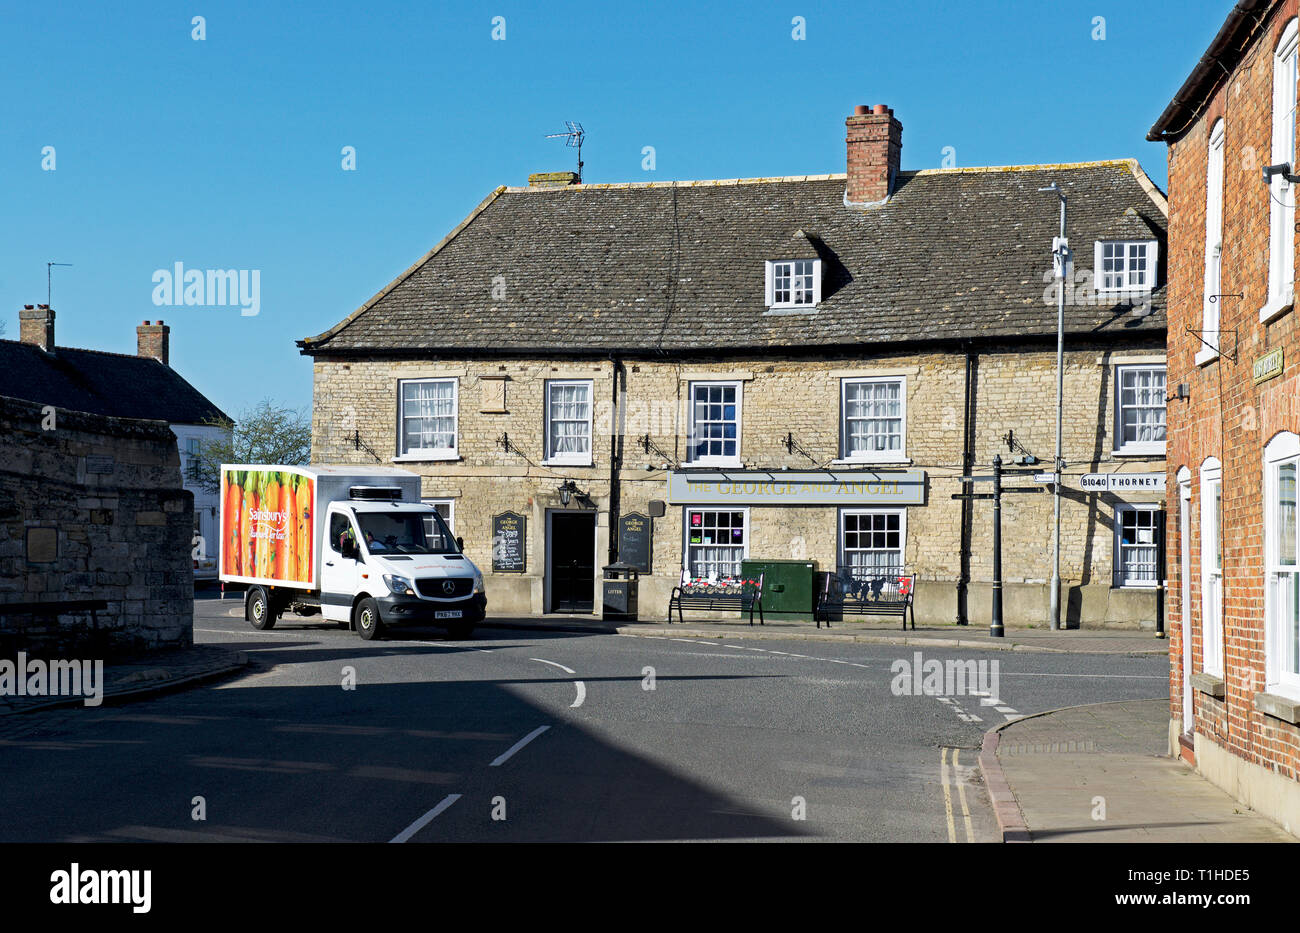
xmin=0 ymin=340 xmax=229 ymax=424
xmin=300 ymin=160 xmax=1168 ymax=357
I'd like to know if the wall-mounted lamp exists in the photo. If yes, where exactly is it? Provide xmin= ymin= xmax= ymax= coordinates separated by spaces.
xmin=1263 ymin=162 xmax=1300 ymax=185
xmin=558 ymin=480 xmax=580 ymax=506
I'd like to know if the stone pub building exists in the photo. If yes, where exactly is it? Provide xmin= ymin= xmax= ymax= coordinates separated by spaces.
xmin=302 ymin=104 xmax=1169 ymax=628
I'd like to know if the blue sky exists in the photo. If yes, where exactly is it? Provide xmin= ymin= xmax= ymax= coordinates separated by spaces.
xmin=1 ymin=0 xmax=1225 ymax=419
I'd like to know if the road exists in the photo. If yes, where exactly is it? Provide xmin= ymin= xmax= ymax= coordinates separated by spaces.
xmin=0 ymin=598 xmax=1168 ymax=842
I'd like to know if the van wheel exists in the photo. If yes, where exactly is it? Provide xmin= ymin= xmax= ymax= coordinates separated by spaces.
xmin=355 ymin=598 xmax=383 ymax=640
xmin=248 ymin=587 xmax=275 ymax=630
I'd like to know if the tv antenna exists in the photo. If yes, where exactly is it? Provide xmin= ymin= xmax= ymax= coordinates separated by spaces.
xmin=47 ymin=261 xmax=72 ymax=306
xmin=545 ymin=121 xmax=585 ymax=181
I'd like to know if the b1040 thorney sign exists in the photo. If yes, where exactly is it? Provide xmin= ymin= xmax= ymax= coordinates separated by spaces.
xmin=1079 ymin=472 xmax=1165 ymax=492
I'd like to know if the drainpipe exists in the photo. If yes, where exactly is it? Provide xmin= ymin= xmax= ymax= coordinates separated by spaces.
xmin=958 ymin=348 xmax=977 ymax=625
xmin=608 ymin=354 xmax=624 ymax=566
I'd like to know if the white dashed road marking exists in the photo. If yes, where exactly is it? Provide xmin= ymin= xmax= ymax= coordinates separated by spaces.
xmin=390 ymin=794 xmax=461 ymax=843
xmin=490 ymin=725 xmax=551 ymax=767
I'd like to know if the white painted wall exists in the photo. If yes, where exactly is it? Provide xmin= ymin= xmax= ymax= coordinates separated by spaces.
xmin=171 ymin=422 xmax=231 ymax=580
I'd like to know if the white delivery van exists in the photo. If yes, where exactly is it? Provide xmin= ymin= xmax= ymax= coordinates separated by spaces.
xmin=218 ymin=464 xmax=485 ymax=639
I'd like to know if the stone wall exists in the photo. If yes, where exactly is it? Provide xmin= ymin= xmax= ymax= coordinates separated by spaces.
xmin=0 ymin=394 xmax=194 ymax=654
xmin=311 ymin=339 xmax=1165 ymax=626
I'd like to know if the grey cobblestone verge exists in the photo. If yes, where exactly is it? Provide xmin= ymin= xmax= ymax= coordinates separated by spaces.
xmin=0 ymin=645 xmax=247 ymax=717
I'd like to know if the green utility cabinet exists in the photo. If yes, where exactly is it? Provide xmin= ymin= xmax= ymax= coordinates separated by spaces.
xmin=740 ymin=559 xmax=816 ymax=621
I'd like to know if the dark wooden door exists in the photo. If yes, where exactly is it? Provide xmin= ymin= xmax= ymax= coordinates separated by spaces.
xmin=550 ymin=512 xmax=595 ymax=613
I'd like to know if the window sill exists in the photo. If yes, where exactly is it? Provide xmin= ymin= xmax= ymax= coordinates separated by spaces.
xmin=831 ymin=457 xmax=912 ymax=467
xmin=684 ymin=461 xmax=745 ymax=469
xmin=1111 ymin=582 xmax=1158 ymax=591
xmin=542 ymin=458 xmax=595 ymax=468
xmin=1259 ymin=293 xmax=1294 ymax=324
xmin=1255 ymin=690 xmax=1300 ymax=723
xmin=392 ymin=453 xmax=460 ymax=463
xmin=1194 ymin=345 xmax=1220 ymax=367
xmin=1191 ymin=672 xmax=1226 ymax=699
xmin=1111 ymin=446 xmax=1166 ymax=458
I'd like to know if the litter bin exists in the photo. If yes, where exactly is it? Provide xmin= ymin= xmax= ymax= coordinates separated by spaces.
xmin=740 ymin=559 xmax=816 ymax=622
xmin=602 ymin=563 xmax=640 ymax=621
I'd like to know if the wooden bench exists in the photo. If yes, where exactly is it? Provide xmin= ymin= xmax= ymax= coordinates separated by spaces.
xmin=815 ymin=570 xmax=915 ymax=630
xmin=668 ymin=573 xmax=765 ymax=625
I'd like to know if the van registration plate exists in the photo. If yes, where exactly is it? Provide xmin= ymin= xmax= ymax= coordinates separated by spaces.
xmin=435 ymin=610 xmax=463 ymax=620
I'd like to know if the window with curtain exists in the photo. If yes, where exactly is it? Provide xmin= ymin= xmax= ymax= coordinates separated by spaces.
xmin=399 ymin=378 xmax=457 ymax=457
xmin=544 ymin=380 xmax=593 ymax=463
xmin=1114 ymin=505 xmax=1163 ymax=587
xmin=685 ymin=509 xmax=747 ymax=582
xmin=842 ymin=378 xmax=905 ymax=460
xmin=840 ymin=510 xmax=905 ymax=577
xmin=1115 ymin=365 xmax=1167 ymax=454
xmin=1266 ymin=433 xmax=1300 ymax=698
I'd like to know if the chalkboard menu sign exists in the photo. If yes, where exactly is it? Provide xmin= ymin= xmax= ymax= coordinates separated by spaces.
xmin=492 ymin=511 xmax=526 ymax=573
xmin=618 ymin=512 xmax=652 ymax=573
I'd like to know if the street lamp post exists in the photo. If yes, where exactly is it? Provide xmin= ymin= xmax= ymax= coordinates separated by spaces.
xmin=1039 ymin=184 xmax=1068 ymax=632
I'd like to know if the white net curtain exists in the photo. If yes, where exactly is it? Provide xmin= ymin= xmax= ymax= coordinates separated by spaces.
xmin=548 ymin=383 xmax=591 ymax=457
xmin=402 ymin=381 xmax=455 ymax=452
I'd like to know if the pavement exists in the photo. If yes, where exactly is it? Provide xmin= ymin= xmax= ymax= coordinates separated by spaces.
xmin=979 ymin=697 xmax=1297 ymax=843
xmin=477 ymin=613 xmax=1169 ymax=654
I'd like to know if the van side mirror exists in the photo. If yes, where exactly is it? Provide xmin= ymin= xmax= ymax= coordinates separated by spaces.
xmin=341 ymin=538 xmax=358 ymax=560
xmin=455 ymin=536 xmax=464 ymax=552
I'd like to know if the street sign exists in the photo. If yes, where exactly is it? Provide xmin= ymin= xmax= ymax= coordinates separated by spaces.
xmin=1034 ymin=473 xmax=1055 ymax=483
xmin=1079 ymin=472 xmax=1165 ymax=492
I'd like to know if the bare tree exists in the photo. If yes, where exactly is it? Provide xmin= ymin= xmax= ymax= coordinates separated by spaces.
xmin=194 ymin=399 xmax=311 ymax=493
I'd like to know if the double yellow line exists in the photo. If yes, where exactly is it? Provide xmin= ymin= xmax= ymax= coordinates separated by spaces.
xmin=941 ymin=747 xmax=976 ymax=843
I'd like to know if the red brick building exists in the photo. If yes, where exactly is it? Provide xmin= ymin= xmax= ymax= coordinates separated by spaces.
xmin=1150 ymin=0 xmax=1300 ymax=833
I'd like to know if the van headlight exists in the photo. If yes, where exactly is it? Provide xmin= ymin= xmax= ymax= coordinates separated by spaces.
xmin=473 ymin=571 xmax=485 ymax=595
xmin=383 ymin=574 xmax=416 ymax=597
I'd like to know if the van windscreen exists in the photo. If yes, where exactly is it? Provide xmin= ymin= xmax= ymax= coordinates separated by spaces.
xmin=356 ymin=511 xmax=457 ymax=555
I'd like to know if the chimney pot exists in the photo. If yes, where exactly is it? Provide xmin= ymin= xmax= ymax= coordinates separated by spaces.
xmin=854 ymin=105 xmax=869 ymax=115
xmin=845 ymin=103 xmax=903 ymax=205
xmin=137 ymin=319 xmax=170 ymax=367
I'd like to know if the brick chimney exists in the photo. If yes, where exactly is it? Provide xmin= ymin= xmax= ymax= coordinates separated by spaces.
xmin=137 ymin=319 xmax=170 ymax=366
xmin=845 ymin=104 xmax=903 ymax=205
xmin=18 ymin=304 xmax=55 ymax=352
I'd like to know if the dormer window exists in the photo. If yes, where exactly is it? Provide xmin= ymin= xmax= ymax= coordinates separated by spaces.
xmin=1094 ymin=240 xmax=1157 ymax=293
xmin=765 ymin=259 xmax=821 ymax=308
